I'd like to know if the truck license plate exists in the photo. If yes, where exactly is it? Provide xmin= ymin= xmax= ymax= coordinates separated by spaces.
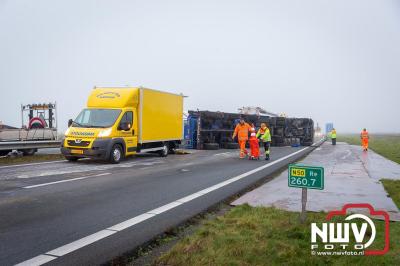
xmin=71 ymin=149 xmax=83 ymax=154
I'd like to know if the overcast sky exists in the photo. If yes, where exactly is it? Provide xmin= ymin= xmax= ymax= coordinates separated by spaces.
xmin=0 ymin=0 xmax=399 ymax=133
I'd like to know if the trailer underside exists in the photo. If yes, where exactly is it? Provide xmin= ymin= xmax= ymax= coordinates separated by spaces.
xmin=185 ymin=110 xmax=314 ymax=149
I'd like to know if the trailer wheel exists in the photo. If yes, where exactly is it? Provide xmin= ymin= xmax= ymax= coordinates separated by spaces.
xmin=109 ymin=144 xmax=123 ymax=163
xmin=65 ymin=156 xmax=79 ymax=162
xmin=224 ymin=142 xmax=239 ymax=149
xmin=203 ymin=143 xmax=219 ymax=150
xmin=20 ymin=149 xmax=36 ymax=156
xmin=159 ymin=143 xmax=169 ymax=157
xmin=300 ymin=141 xmax=313 ymax=146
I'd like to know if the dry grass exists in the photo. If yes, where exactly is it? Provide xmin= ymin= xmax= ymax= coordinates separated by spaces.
xmin=0 ymin=154 xmax=65 ymax=165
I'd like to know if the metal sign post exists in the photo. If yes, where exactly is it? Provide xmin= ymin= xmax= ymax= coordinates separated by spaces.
xmin=288 ymin=164 xmax=324 ymax=224
xmin=300 ymin=188 xmax=307 ymax=223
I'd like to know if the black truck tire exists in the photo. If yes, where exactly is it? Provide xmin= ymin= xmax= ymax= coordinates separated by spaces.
xmin=158 ymin=143 xmax=169 ymax=157
xmin=274 ymin=127 xmax=284 ymax=137
xmin=65 ymin=156 xmax=79 ymax=162
xmin=301 ymin=141 xmax=313 ymax=146
xmin=20 ymin=149 xmax=36 ymax=156
xmin=203 ymin=143 xmax=219 ymax=150
xmin=109 ymin=144 xmax=123 ymax=163
xmin=167 ymin=141 xmax=176 ymax=154
xmin=276 ymin=117 xmax=286 ymax=126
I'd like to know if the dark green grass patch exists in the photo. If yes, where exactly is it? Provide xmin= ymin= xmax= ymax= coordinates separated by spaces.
xmin=381 ymin=179 xmax=400 ymax=209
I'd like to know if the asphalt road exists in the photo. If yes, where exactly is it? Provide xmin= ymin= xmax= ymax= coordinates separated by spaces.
xmin=0 ymin=143 xmax=321 ymax=265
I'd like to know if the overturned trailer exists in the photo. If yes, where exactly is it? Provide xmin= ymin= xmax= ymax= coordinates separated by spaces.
xmin=184 ymin=110 xmax=314 ymax=150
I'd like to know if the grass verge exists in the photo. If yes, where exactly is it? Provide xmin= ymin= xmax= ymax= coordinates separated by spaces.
xmin=338 ymin=134 xmax=400 ymax=164
xmin=155 ymin=205 xmax=400 ymax=265
xmin=0 ymin=154 xmax=65 ymax=165
xmin=381 ymin=179 xmax=400 ymax=209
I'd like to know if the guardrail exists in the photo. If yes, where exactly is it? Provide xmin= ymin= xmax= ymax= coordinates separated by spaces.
xmin=0 ymin=140 xmax=61 ymax=151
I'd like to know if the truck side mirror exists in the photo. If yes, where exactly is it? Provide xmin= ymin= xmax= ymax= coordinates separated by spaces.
xmin=68 ymin=119 xmax=73 ymax=127
xmin=119 ymin=122 xmax=131 ymax=131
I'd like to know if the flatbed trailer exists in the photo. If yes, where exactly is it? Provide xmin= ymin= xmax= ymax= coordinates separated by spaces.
xmin=0 ymin=103 xmax=58 ymax=156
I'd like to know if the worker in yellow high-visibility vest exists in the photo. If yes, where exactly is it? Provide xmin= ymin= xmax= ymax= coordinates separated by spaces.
xmin=256 ymin=123 xmax=272 ymax=160
xmin=331 ymin=128 xmax=337 ymax=145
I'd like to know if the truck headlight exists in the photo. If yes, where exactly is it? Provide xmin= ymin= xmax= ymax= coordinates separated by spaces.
xmin=64 ymin=127 xmax=71 ymax=136
xmin=98 ymin=128 xmax=112 ymax=137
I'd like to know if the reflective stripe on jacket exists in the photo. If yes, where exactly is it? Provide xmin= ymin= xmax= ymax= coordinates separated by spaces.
xmin=361 ymin=131 xmax=369 ymax=139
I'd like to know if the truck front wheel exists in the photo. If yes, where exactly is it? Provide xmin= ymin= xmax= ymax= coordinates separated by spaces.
xmin=109 ymin=144 xmax=123 ymax=163
xmin=159 ymin=143 xmax=168 ymax=157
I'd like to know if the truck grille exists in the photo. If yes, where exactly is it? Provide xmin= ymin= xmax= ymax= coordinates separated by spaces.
xmin=67 ymin=140 xmax=90 ymax=147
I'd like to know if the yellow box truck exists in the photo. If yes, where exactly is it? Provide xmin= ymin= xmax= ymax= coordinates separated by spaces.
xmin=61 ymin=87 xmax=184 ymax=163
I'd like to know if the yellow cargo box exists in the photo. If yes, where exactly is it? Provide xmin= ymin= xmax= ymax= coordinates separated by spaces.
xmin=87 ymin=87 xmax=139 ymax=108
xmin=139 ymin=88 xmax=183 ymax=143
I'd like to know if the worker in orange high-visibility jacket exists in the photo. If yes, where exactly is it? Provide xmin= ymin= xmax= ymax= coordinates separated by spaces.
xmin=360 ymin=128 xmax=369 ymax=151
xmin=248 ymin=123 xmax=260 ymax=160
xmin=232 ymin=118 xmax=251 ymax=158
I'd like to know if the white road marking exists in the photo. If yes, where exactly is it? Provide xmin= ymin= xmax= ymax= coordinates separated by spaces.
xmin=22 ymin=173 xmax=111 ymax=189
xmin=175 ymin=192 xmax=204 ymax=203
xmin=147 ymin=201 xmax=182 ymax=215
xmin=0 ymin=157 xmax=159 ymax=177
xmin=214 ymin=152 xmax=233 ymax=156
xmin=46 ymin=229 xmax=116 ymax=257
xmin=11 ymin=159 xmax=163 ymax=179
xmin=17 ymin=143 xmax=322 ymax=265
xmin=107 ymin=213 xmax=155 ymax=231
xmin=15 ymin=254 xmax=57 ymax=266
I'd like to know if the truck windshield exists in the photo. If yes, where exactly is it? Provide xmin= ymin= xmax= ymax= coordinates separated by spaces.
xmin=73 ymin=109 xmax=121 ymax=128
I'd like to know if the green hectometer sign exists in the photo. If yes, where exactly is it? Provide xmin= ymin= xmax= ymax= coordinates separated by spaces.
xmin=288 ymin=164 xmax=324 ymax=190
